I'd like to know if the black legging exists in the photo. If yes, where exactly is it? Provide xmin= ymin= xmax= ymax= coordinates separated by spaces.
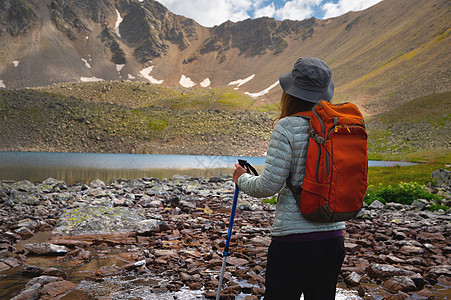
xmin=264 ymin=236 xmax=345 ymax=300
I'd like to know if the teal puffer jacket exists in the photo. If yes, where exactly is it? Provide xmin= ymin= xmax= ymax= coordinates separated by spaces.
xmin=238 ymin=115 xmax=345 ymax=236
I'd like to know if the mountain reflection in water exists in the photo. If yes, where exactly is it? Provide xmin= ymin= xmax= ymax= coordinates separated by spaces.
xmin=0 ymin=151 xmax=416 ymax=184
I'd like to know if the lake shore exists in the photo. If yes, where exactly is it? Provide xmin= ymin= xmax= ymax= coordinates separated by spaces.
xmin=0 ymin=176 xmax=450 ymax=299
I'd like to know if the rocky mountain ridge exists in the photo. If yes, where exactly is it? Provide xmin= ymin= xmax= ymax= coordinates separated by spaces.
xmin=0 ymin=0 xmax=449 ymax=116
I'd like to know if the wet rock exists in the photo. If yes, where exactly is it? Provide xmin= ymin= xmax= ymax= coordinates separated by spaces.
xmin=42 ymin=267 xmax=68 ymax=279
xmin=366 ymin=264 xmax=415 ymax=279
xmin=426 ymin=265 xmax=451 ymax=282
xmin=25 ymin=275 xmax=62 ymax=288
xmin=383 ymin=276 xmax=417 ymax=292
xmin=10 ymin=283 xmax=41 ymax=300
xmin=48 ymin=239 xmax=93 ymax=247
xmin=437 ymin=274 xmax=451 ymax=287
xmin=384 ymin=291 xmax=410 ymax=300
xmin=24 ymin=243 xmax=69 ymax=255
xmin=39 ymin=280 xmax=77 ymax=299
xmin=95 ymin=265 xmax=123 ymax=277
xmin=344 ymin=271 xmax=361 ymax=286
xmin=411 ymin=288 xmax=434 ymax=299
xmin=15 ymin=219 xmax=39 ymax=229
xmin=20 ymin=264 xmax=67 ymax=279
xmin=0 ymin=261 xmax=10 ymax=271
xmin=15 ymin=226 xmax=34 ymax=238
xmin=2 ymin=257 xmax=20 ymax=267
xmin=20 ymin=265 xmax=46 ymax=277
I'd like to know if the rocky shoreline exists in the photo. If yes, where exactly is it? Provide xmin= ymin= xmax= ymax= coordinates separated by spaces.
xmin=0 ymin=175 xmax=450 ymax=299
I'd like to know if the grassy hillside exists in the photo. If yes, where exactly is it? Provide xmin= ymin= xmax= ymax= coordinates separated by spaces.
xmin=366 ymin=91 xmax=451 ymax=161
xmin=0 ymin=83 xmax=274 ymax=156
xmin=36 ymin=81 xmax=257 ymax=111
xmin=0 ymin=82 xmax=449 ymax=162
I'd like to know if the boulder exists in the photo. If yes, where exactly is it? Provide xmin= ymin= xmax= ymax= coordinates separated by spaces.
xmin=25 ymin=276 xmax=62 ymax=288
xmin=10 ymin=283 xmax=41 ymax=300
xmin=24 ymin=243 xmax=69 ymax=256
xmin=95 ymin=265 xmax=123 ymax=277
xmin=383 ymin=276 xmax=417 ymax=292
xmin=369 ymin=200 xmax=385 ymax=209
xmin=39 ymin=280 xmax=77 ymax=299
xmin=366 ymin=264 xmax=415 ymax=279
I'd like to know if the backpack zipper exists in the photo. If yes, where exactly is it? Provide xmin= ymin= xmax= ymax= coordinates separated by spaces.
xmin=327 ymin=124 xmax=365 ymax=139
xmin=312 ymin=107 xmax=326 ymax=182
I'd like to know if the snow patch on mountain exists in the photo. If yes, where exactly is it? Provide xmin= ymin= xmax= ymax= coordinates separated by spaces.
xmin=140 ymin=66 xmax=164 ymax=84
xmin=180 ymin=75 xmax=196 ymax=88
xmin=115 ymin=9 xmax=123 ymax=38
xmin=116 ymin=64 xmax=125 ymax=72
xmin=200 ymin=78 xmax=211 ymax=88
xmin=82 ymin=59 xmax=92 ymax=69
xmin=228 ymin=74 xmax=255 ymax=88
xmin=245 ymin=81 xmax=279 ymax=98
xmin=80 ymin=77 xmax=103 ymax=82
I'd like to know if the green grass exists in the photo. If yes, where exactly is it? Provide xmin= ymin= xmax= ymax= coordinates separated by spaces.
xmin=37 ymin=82 xmax=256 ymax=111
xmin=368 ymin=152 xmax=450 ymax=187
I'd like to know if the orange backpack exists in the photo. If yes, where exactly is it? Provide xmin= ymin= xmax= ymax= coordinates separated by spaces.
xmin=290 ymin=100 xmax=368 ymax=222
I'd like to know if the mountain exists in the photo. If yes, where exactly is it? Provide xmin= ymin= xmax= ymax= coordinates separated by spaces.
xmin=0 ymin=0 xmax=449 ymax=116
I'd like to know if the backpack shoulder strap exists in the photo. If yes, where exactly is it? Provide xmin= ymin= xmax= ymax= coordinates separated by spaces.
xmin=290 ymin=111 xmax=313 ymax=119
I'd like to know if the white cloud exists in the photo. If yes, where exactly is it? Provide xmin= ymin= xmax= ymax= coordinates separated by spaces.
xmin=253 ymin=3 xmax=276 ymax=18
xmin=322 ymin=0 xmax=382 ymax=19
xmin=157 ymin=0 xmax=253 ymax=27
xmin=155 ymin=0 xmax=383 ymax=27
xmin=275 ymin=0 xmax=321 ymax=21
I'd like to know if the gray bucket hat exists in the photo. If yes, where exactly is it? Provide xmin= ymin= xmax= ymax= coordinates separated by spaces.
xmin=279 ymin=57 xmax=334 ymax=103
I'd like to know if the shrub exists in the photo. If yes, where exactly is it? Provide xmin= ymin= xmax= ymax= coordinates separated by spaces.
xmin=263 ymin=196 xmax=277 ymax=205
xmin=364 ymin=182 xmax=441 ymax=205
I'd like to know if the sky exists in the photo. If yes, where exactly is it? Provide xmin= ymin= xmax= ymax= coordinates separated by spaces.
xmin=153 ymin=0 xmax=384 ymax=27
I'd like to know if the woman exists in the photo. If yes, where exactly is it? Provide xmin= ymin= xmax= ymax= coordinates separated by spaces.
xmin=233 ymin=57 xmax=345 ymax=300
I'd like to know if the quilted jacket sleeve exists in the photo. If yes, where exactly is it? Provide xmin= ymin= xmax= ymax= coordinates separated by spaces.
xmin=237 ymin=118 xmax=293 ymax=198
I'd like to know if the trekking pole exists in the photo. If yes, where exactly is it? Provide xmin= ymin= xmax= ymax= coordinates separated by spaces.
xmin=216 ymin=159 xmax=258 ymax=300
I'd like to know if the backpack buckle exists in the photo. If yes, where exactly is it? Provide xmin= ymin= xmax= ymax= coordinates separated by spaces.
xmin=307 ymin=127 xmax=325 ymax=145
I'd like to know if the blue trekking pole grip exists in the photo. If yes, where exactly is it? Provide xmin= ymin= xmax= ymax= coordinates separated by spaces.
xmin=216 ymin=159 xmax=256 ymax=300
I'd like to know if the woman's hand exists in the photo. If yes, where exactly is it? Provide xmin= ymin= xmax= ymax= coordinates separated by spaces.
xmin=233 ymin=163 xmax=247 ymax=185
